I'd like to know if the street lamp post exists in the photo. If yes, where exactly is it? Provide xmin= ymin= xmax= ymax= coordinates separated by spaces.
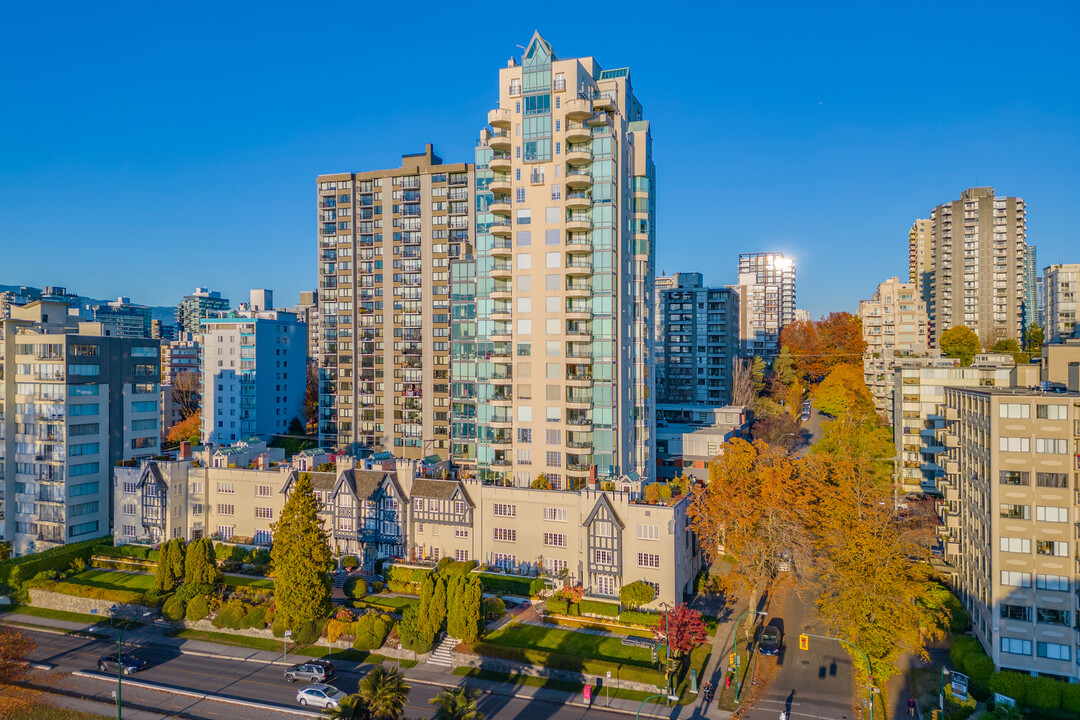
xmin=94 ymin=606 xmax=152 ymax=720
xmin=733 ymin=609 xmax=767 ymax=702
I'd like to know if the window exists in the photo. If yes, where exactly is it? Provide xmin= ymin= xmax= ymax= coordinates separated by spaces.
xmin=1000 ymin=571 xmax=1031 ymax=587
xmin=218 ymin=525 xmax=235 ymax=540
xmin=70 ymin=462 xmax=99 ymax=477
xmin=998 ymin=437 xmax=1030 ymax=452
xmin=217 ymin=504 xmax=235 ymax=516
xmin=1037 ymin=473 xmax=1069 ymax=488
xmin=1000 ymin=604 xmax=1031 ymax=621
xmin=545 ymin=451 xmax=562 ymax=467
xmin=68 ymin=520 xmax=99 ymax=537
xmin=1000 ymin=637 xmax=1031 ymax=655
xmin=122 ymin=503 xmax=137 ymax=516
xmin=132 ymin=400 xmax=158 ymax=413
xmin=453 ymin=501 xmax=465 ymax=515
xmin=999 ymin=403 xmax=1030 ymax=418
xmin=492 ymin=553 xmax=516 ymax=569
xmin=217 ymin=482 xmax=235 ymax=494
xmin=254 ymin=529 xmax=273 ymax=544
xmin=546 ymin=429 xmax=561 ymax=444
xmin=132 ymin=418 xmax=158 ymax=431
xmin=1037 ymin=642 xmax=1070 ymax=660
xmin=132 ymin=346 xmax=159 ymax=357
xmin=999 ymin=471 xmax=1028 ymax=486
xmin=1036 ymin=540 xmax=1069 ymax=556
xmin=69 ymin=404 xmax=99 ymax=416
xmin=493 ymin=503 xmax=516 ymax=517
xmin=70 ymin=423 xmax=100 ymax=436
xmin=454 ymin=527 xmax=469 ymax=538
xmin=69 ymin=364 xmax=100 ymax=376
xmin=637 ymin=553 xmax=660 ymax=568
xmin=70 ymin=481 xmax=98 ymax=497
xmin=1037 ymin=574 xmax=1069 ymax=591
xmin=1037 ymin=607 xmax=1070 ymax=626
xmin=454 ymin=549 xmax=469 ymax=562
xmin=637 ymin=524 xmax=659 ymax=540
xmin=594 ymin=549 xmax=613 ymax=565
xmin=122 ymin=525 xmax=137 ymax=537
xmin=544 ymin=558 xmax=568 ymax=575
xmin=1036 ymin=404 xmax=1068 ymax=420
xmin=493 ymin=527 xmax=516 ymax=542
xmin=1035 ymin=438 xmax=1068 ymax=454
xmin=1036 ymin=506 xmax=1068 ymax=523
xmin=257 ymin=485 xmax=273 ymax=497
xmin=594 ymin=521 xmax=613 ymax=537
xmin=254 ymin=507 xmax=273 ymax=519
xmin=544 ymin=507 xmax=567 ymax=522
xmin=122 ymin=482 xmax=138 ymax=494
xmin=414 ymin=498 xmax=425 ymax=511
xmin=999 ymin=537 xmax=1031 ymax=554
xmin=517 ymin=428 xmax=532 ymax=443
xmin=131 ymin=437 xmax=155 ymax=450
xmin=192 ymin=504 xmax=203 ymax=514
xmin=594 ymin=575 xmax=616 ymax=597
xmin=999 ymin=504 xmax=1030 ymax=519
xmin=544 ymin=532 xmax=567 ymax=547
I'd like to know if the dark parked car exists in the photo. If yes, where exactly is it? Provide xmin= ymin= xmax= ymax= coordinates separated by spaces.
xmin=98 ymin=654 xmax=147 ymax=675
xmin=758 ymin=625 xmax=782 ymax=656
xmin=284 ymin=660 xmax=336 ymax=683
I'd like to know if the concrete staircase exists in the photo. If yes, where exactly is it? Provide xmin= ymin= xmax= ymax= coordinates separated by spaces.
xmin=333 ymin=571 xmax=347 ymax=589
xmin=427 ymin=635 xmax=458 ymax=668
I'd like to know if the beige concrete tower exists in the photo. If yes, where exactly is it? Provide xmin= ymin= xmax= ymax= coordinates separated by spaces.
xmin=909 ymin=218 xmax=932 ymax=306
xmin=926 ymin=187 xmax=1027 ymax=348
xmin=467 ymin=32 xmax=655 ymax=488
xmin=317 ymin=146 xmax=474 ymax=457
xmin=860 ymin=276 xmax=929 ymax=419
xmin=1043 ymin=264 xmax=1079 ymax=343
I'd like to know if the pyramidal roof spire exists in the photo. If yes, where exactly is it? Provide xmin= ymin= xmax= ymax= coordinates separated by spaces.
xmin=523 ymin=31 xmax=554 ymax=64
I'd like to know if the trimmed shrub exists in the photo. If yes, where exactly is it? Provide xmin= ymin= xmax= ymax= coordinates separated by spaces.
xmin=28 ymin=579 xmax=147 ymax=606
xmin=212 ymin=601 xmax=249 ymax=630
xmin=989 ymin=672 xmax=1029 ymax=707
xmin=343 ymin=576 xmax=367 ymax=600
xmin=1025 ymin=675 xmax=1062 ymax=712
xmin=161 ymin=595 xmax=186 ymax=622
xmin=620 ymin=610 xmax=661 ymax=627
xmin=619 ymin=581 xmax=656 ymax=610
xmin=387 ymin=581 xmax=417 ymax=595
xmin=250 ymin=549 xmax=271 ymax=565
xmin=341 ymin=555 xmax=360 ymax=570
xmin=326 ymin=619 xmax=350 ymax=643
xmin=271 ymin=613 xmax=288 ymax=638
xmin=436 ymin=558 xmax=477 ymax=577
xmin=579 ymin=600 xmax=620 ymax=617
xmin=545 ymin=598 xmax=578 ymax=616
xmin=295 ymin=619 xmax=319 ymax=645
xmin=0 ymin=535 xmax=111 ymax=586
xmin=94 ymin=544 xmax=152 ymax=561
xmin=352 ymin=613 xmax=393 ymax=651
xmin=371 ymin=581 xmax=384 ymax=593
xmin=482 ymin=597 xmax=506 ymax=618
xmin=185 ymin=595 xmax=209 ymax=622
xmin=529 ymin=577 xmax=548 ymax=595
xmin=476 ymin=573 xmax=533 ymax=596
xmin=220 ymin=560 xmax=242 ymax=573
xmin=1061 ymin=683 xmax=1080 ymax=713
xmin=241 ymin=606 xmax=268 ymax=629
xmin=214 ymin=542 xmax=247 ymax=563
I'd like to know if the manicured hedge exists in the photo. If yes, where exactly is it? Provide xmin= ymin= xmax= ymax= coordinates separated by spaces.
xmin=471 ymin=642 xmax=665 ymax=687
xmin=435 ymin=558 xmax=478 ymax=577
xmin=0 ymin=536 xmax=112 ymax=586
xmin=385 ymin=565 xmax=432 ymax=584
xmin=951 ymin=635 xmax=1077 ymax=713
xmin=579 ymin=600 xmax=620 ymax=617
xmin=186 ymin=595 xmax=210 ymax=621
xmin=91 ymin=558 xmax=156 ymax=571
xmin=162 ymin=595 xmax=186 ymax=621
xmin=619 ymin=610 xmax=661 ymax=627
xmin=212 ymin=601 xmax=249 ymax=630
xmin=352 ymin=613 xmax=393 ymax=651
xmin=476 ymin=573 xmax=534 ymax=596
xmin=343 ymin=576 xmax=367 ymax=600
xmin=28 ymin=578 xmax=148 ymax=606
xmin=95 ymin=544 xmax=156 ymax=561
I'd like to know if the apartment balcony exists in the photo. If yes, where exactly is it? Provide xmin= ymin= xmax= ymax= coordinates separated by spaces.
xmin=567 ymin=432 xmax=592 ymax=449
xmin=565 ymin=302 xmax=591 ymax=320
xmin=489 ymin=325 xmax=512 ymax=341
xmin=490 ymin=262 xmax=512 ymax=279
xmin=488 ymin=107 xmax=511 ymax=129
xmin=943 ymin=459 xmax=959 ymax=475
xmin=489 ymin=153 xmax=512 ymax=172
xmin=565 ymin=216 xmax=592 ymax=232
xmin=567 ymin=413 xmax=592 ymax=429
xmin=489 ymin=307 xmax=512 ymax=321
xmin=588 ymin=111 xmax=613 ymax=127
xmin=566 ymin=346 xmax=593 ymax=361
xmin=490 ymin=220 xmax=512 ymax=236
xmin=566 ymin=323 xmax=592 ymax=338
xmin=489 ymin=286 xmax=512 ymax=299
xmin=489 ymin=131 xmax=512 ymax=151
xmin=565 ymin=98 xmax=592 ymax=120
xmin=566 ymin=258 xmax=593 ymax=276
xmin=489 ymin=198 xmax=513 ymax=215
xmin=566 ymin=192 xmax=592 ymax=210
xmin=567 ymin=465 xmax=592 ymax=477
xmin=566 ymin=234 xmax=592 ymax=251
xmin=488 ymin=414 xmax=513 ymax=428
xmin=565 ymin=147 xmax=592 ymax=165
xmin=566 ymin=391 xmax=591 ymax=408
xmin=944 ymin=483 xmax=960 ymax=503
xmin=566 ymin=281 xmax=592 ymax=297
xmin=566 ymin=169 xmax=592 ymax=189
xmin=565 ymin=123 xmax=591 ymax=143
xmin=945 ymin=539 xmax=961 ymax=556
xmin=945 ymin=406 xmax=959 ymax=421
xmin=489 ymin=176 xmax=512 ymax=194
xmin=593 ymin=90 xmax=616 ymax=111
xmin=566 ymin=370 xmax=593 ymax=386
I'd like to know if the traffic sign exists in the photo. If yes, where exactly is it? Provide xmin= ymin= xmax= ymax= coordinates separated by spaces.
xmin=799 ymin=634 xmax=809 ymax=651
xmin=284 ymin=630 xmax=292 ymax=638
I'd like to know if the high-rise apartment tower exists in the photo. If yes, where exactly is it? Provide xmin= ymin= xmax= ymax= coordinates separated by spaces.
xmin=1043 ymin=264 xmax=1079 ymax=343
xmin=730 ymin=252 xmax=795 ymax=359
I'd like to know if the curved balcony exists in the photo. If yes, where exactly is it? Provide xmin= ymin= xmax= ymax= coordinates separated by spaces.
xmin=489 ymin=199 xmax=512 ymax=215
xmin=566 ymin=260 xmax=593 ymax=277
xmin=489 ymin=328 xmax=513 ymax=341
xmin=565 ymin=169 xmax=592 ymax=188
xmin=489 ymin=132 xmax=512 ymax=151
xmin=565 ymin=149 xmax=592 ymax=166
xmin=567 ymin=465 xmax=592 ymax=477
xmin=565 ymin=98 xmax=592 ymax=120
xmin=566 ymin=372 xmax=593 ymax=386
xmin=488 ymin=107 xmax=512 ymax=128
xmin=566 ymin=234 xmax=592 ymax=252
xmin=489 ymin=154 xmax=512 ymax=172
xmin=566 ymin=415 xmax=593 ymax=430
xmin=565 ymin=306 xmax=591 ymax=320
xmin=490 ymin=264 xmax=512 ymax=279
xmin=490 ymin=220 xmax=512 ymax=236
xmin=565 ymin=282 xmax=592 ymax=297
xmin=488 ymin=177 xmax=512 ymax=194
xmin=565 ymin=217 xmax=592 ymax=232
xmin=490 ymin=373 xmax=513 ymax=385
xmin=489 ymin=309 xmax=512 ymax=321
xmin=490 ymin=436 xmax=513 ymax=449
xmin=565 ymin=124 xmax=591 ymax=143
xmin=566 ymin=192 xmax=592 ymax=210
xmin=593 ymin=91 xmax=616 ymax=112
xmin=488 ymin=415 xmax=513 ymax=427
xmin=489 ymin=239 xmax=512 ymax=257
xmin=489 ymin=288 xmax=512 ymax=299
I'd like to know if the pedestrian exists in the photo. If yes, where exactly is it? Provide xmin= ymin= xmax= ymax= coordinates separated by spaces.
xmin=907 ymin=698 xmax=916 ymax=716
xmin=779 ymin=711 xmax=787 ymax=720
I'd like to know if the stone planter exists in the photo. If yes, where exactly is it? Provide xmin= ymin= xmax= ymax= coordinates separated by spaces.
xmin=29 ymin=588 xmax=158 ymax=621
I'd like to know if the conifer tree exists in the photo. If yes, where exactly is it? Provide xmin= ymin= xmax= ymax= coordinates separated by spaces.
xmin=429 ymin=575 xmax=448 ymax=638
xmin=184 ymin=537 xmax=219 ymax=586
xmin=270 ymin=473 xmax=332 ymax=630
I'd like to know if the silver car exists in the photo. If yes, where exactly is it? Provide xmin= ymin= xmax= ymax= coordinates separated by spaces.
xmin=296 ymin=683 xmax=347 ymax=709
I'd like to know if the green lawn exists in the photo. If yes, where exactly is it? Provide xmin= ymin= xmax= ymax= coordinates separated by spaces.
xmin=64 ymin=569 xmax=156 ymax=592
xmin=170 ymin=628 xmax=284 ymax=652
xmin=453 ymin=667 xmax=682 ymax=704
xmin=484 ymin=623 xmax=655 ymax=668
xmin=2 ymin=604 xmax=104 ymax=626
xmin=351 ymin=595 xmax=419 ymax=613
xmin=222 ymin=575 xmax=274 ymax=589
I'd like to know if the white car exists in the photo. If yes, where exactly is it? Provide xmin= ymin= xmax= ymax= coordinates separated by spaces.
xmin=296 ymin=683 xmax=347 ymax=709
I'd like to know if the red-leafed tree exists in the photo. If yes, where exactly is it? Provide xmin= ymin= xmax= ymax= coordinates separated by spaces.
xmin=557 ymin=585 xmax=585 ymax=604
xmin=0 ymin=625 xmax=36 ymax=683
xmin=653 ymin=604 xmax=708 ymax=658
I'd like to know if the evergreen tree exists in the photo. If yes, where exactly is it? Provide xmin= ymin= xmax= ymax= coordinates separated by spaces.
xmin=460 ymin=576 xmax=482 ymax=645
xmin=1026 ymin=323 xmax=1044 ymax=357
xmin=445 ymin=575 xmax=464 ymax=639
xmin=270 ymin=473 xmax=332 ymax=630
xmin=184 ymin=538 xmax=219 ymax=586
xmin=429 ymin=575 xmax=448 ymax=638
xmin=155 ymin=539 xmax=184 ymax=590
xmin=169 ymin=538 xmax=187 ymax=583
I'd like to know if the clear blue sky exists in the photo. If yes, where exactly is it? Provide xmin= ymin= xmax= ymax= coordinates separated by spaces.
xmin=2 ymin=2 xmax=1078 ymax=317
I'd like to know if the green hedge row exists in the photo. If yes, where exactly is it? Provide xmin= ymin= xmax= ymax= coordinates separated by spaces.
xmin=91 ymin=557 xmax=156 ymax=571
xmin=619 ymin=610 xmax=661 ymax=627
xmin=950 ymin=635 xmax=1080 ymax=712
xmin=579 ymin=600 xmax=620 ymax=617
xmin=94 ymin=544 xmax=159 ymax=562
xmin=385 ymin=565 xmax=432 ymax=585
xmin=476 ymin=573 xmax=534 ymax=596
xmin=28 ymin=578 xmax=150 ymax=607
xmin=0 ymin=536 xmax=112 ymax=586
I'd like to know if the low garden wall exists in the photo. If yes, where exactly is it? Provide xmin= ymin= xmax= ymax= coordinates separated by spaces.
xmin=450 ymin=648 xmax=663 ymax=694
xmin=29 ymin=588 xmax=158 ymax=621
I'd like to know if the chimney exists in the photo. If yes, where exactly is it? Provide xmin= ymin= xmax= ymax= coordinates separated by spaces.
xmin=178 ymin=441 xmax=192 ymax=460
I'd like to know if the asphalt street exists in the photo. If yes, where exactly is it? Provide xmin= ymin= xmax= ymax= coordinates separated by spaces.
xmin=21 ymin=627 xmax=673 ymax=720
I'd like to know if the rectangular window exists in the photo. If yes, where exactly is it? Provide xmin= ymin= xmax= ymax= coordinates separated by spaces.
xmin=493 ymin=503 xmax=516 ymax=517
xmin=544 ymin=558 xmax=568 ymax=575
xmin=999 ymin=471 xmax=1028 ymax=486
xmin=1036 ymin=404 xmax=1068 ymax=420
xmin=1037 ymin=642 xmax=1070 ymax=660
xmin=1000 ymin=604 xmax=1031 ymax=622
xmin=594 ymin=575 xmax=616 ymax=597
xmin=454 ymin=527 xmax=469 ymax=538
xmin=70 ymin=481 xmax=99 ymax=497
xmin=217 ymin=482 xmax=235 ymax=494
xmin=122 ymin=482 xmax=137 ymax=494
xmin=453 ymin=501 xmax=465 ymax=515
xmin=999 ymin=537 xmax=1031 ymax=554
xmin=217 ymin=504 xmax=235 ymax=516
xmin=998 ymin=437 xmax=1030 ymax=453
xmin=69 ymin=442 xmax=100 ymax=457
xmin=254 ymin=529 xmax=273 ymax=544
xmin=454 ymin=549 xmax=469 ymax=562
xmin=132 ymin=418 xmax=158 ymax=431
xmin=545 ymin=451 xmax=562 ymax=467
xmin=1037 ymin=607 xmax=1070 ymax=626
xmin=1036 ymin=574 xmax=1070 ymax=591
xmin=69 ymin=520 xmax=99 ymax=537
xmin=1035 ymin=506 xmax=1068 ymax=523
xmin=69 ymin=501 xmax=99 ymax=517
xmin=1000 ymin=571 xmax=1032 ymax=588
xmin=637 ymin=553 xmax=661 ymax=568
xmin=218 ymin=525 xmax=235 ymax=540
xmin=1037 ymin=473 xmax=1069 ymax=488
xmin=1000 ymin=637 xmax=1032 ymax=656
xmin=493 ymin=527 xmax=516 ymax=542
xmin=594 ymin=549 xmax=613 ymax=565
xmin=257 ymin=485 xmax=273 ymax=497
xmin=69 ymin=423 xmax=100 ymax=436
xmin=69 ymin=364 xmax=100 ymax=376
xmin=1035 ymin=438 xmax=1068 ymax=454
xmin=414 ymin=498 xmax=424 ymax=511
xmin=70 ymin=462 xmax=100 ymax=477
xmin=492 ymin=553 xmax=516 ymax=569
xmin=1036 ymin=540 xmax=1069 ymax=556
xmin=544 ymin=532 xmax=566 ymax=547
xmin=132 ymin=346 xmax=159 ymax=357
xmin=998 ymin=403 xmax=1030 ymax=418
xmin=543 ymin=507 xmax=567 ymax=522
xmin=69 ymin=404 xmax=99 ymax=417
xmin=999 ymin=504 xmax=1030 ymax=519
xmin=638 ymin=524 xmax=660 ymax=540
xmin=132 ymin=401 xmax=158 ymax=413
xmin=254 ymin=507 xmax=273 ymax=519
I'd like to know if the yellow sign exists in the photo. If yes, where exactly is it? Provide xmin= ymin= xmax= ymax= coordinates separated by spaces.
xmin=799 ymin=634 xmax=809 ymax=651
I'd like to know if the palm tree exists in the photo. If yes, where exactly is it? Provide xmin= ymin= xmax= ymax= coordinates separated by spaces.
xmin=357 ymin=665 xmax=410 ymax=720
xmin=323 ymin=694 xmax=364 ymax=720
xmin=429 ymin=685 xmax=485 ymax=720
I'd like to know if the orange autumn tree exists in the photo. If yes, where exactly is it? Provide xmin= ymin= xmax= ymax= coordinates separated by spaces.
xmin=167 ymin=411 xmax=201 ymax=445
xmin=688 ymin=439 xmax=824 ymax=613
xmin=812 ymin=363 xmax=876 ymax=420
xmin=780 ymin=312 xmax=866 ymax=383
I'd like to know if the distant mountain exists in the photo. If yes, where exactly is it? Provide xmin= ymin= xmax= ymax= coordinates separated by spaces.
xmin=0 ymin=284 xmax=178 ymax=326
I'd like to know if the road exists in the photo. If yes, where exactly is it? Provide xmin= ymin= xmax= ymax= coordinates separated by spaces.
xmin=741 ymin=585 xmax=858 ymax=720
xmin=19 ymin=626 xmax=662 ymax=720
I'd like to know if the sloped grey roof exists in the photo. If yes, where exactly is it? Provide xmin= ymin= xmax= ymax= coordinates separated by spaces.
xmin=411 ymin=479 xmax=460 ymax=500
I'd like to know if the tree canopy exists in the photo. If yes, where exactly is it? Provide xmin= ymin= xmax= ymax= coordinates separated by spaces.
xmin=939 ymin=326 xmax=981 ymax=366
xmin=270 ymin=473 xmax=332 ymax=630
xmin=357 ymin=666 xmax=410 ymax=720
xmin=779 ymin=313 xmax=866 ymax=382
xmin=166 ymin=411 xmax=201 ymax=445
xmin=813 ymin=364 xmax=877 ymax=421
xmin=1025 ymin=323 xmax=1044 ymax=358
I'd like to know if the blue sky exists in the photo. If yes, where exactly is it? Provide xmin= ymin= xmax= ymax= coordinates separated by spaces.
xmin=2 ymin=2 xmax=1078 ymax=317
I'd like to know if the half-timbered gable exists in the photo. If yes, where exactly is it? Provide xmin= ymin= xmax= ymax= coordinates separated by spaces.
xmin=410 ymin=479 xmax=474 ymax=526
xmin=134 ymin=461 xmax=169 ymax=543
xmin=583 ymin=493 xmax=624 ymax=598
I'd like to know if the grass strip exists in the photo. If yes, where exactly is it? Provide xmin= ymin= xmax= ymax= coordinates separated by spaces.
xmin=453 ymin=666 xmax=685 ymax=704
xmin=169 ymin=627 xmax=284 ymax=652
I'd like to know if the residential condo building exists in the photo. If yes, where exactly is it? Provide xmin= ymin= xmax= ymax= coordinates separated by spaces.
xmin=461 ymin=32 xmax=656 ymax=488
xmin=730 ymin=252 xmax=795 ymax=360
xmin=1 ymin=301 xmax=161 ymax=556
xmin=92 ymin=297 xmax=152 ymax=339
xmin=177 ymin=288 xmax=230 ymax=337
xmin=1043 ymin=264 xmax=1079 ymax=343
xmin=924 ymin=187 xmax=1028 ymax=348
xmin=909 ymin=218 xmax=933 ymax=307
xmin=200 ymin=309 xmax=306 ymax=445
xmin=316 ymin=145 xmax=474 ymax=457
xmin=860 ymin=277 xmax=929 ymax=419
xmin=1024 ymin=245 xmax=1038 ymax=336
xmin=654 ymin=273 xmax=739 ymax=406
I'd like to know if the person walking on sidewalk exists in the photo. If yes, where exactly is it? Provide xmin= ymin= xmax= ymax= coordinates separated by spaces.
xmin=779 ymin=712 xmax=787 ymax=720
xmin=907 ymin=698 xmax=917 ymax=716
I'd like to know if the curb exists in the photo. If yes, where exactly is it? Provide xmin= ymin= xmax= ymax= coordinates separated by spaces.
xmin=72 ymin=670 xmax=322 ymax=718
